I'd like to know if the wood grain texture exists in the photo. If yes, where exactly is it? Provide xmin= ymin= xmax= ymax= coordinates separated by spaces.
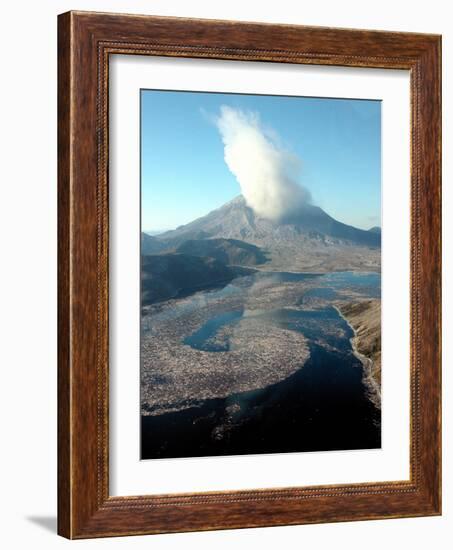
xmin=57 ymin=10 xmax=442 ymax=539
xmin=57 ymin=11 xmax=71 ymax=538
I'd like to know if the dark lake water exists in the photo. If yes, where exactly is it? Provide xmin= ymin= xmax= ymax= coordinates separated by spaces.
xmin=142 ymin=270 xmax=381 ymax=459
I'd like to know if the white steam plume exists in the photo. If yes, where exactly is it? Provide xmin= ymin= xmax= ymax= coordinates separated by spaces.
xmin=215 ymin=105 xmax=311 ymax=222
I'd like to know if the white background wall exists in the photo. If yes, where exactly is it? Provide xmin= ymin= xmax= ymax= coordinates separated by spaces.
xmin=0 ymin=1 xmax=450 ymax=548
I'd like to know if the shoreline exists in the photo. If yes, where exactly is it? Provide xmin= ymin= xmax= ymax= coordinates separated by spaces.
xmin=252 ymin=267 xmax=381 ymax=275
xmin=334 ymin=305 xmax=381 ymax=410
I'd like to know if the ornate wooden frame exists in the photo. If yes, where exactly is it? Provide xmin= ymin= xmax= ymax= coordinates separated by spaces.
xmin=58 ymin=11 xmax=441 ymax=539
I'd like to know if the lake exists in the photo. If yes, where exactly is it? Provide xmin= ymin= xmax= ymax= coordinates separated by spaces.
xmin=141 ymin=270 xmax=381 ymax=459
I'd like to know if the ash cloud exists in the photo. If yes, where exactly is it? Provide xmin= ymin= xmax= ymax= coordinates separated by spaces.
xmin=215 ymin=106 xmax=311 ymax=222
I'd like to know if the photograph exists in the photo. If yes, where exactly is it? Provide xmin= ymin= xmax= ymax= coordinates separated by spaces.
xmin=0 ymin=1 xmax=445 ymax=545
xmin=140 ymin=90 xmax=382 ymax=460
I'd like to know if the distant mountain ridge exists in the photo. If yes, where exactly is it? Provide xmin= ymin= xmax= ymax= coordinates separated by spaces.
xmin=176 ymin=238 xmax=268 ymax=266
xmin=141 ymin=233 xmax=167 ymax=254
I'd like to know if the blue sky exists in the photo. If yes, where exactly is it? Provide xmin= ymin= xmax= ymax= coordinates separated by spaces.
xmin=141 ymin=90 xmax=381 ymax=232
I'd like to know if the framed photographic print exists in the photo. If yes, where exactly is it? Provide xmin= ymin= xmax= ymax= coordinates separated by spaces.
xmin=58 ymin=11 xmax=441 ymax=538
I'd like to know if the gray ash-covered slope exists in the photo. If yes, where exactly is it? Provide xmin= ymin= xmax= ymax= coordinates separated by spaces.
xmin=156 ymin=196 xmax=380 ymax=272
xmin=158 ymin=196 xmax=379 ymax=247
xmin=141 ymin=253 xmax=238 ymax=306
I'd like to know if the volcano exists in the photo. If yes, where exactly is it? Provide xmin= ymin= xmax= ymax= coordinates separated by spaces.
xmin=158 ymin=196 xmax=379 ymax=247
xmin=147 ymin=196 xmax=380 ymax=272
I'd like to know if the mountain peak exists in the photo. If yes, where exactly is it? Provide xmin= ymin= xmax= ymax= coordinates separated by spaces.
xmin=158 ymin=195 xmax=380 ymax=248
xmin=152 ymin=195 xmax=380 ymax=272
